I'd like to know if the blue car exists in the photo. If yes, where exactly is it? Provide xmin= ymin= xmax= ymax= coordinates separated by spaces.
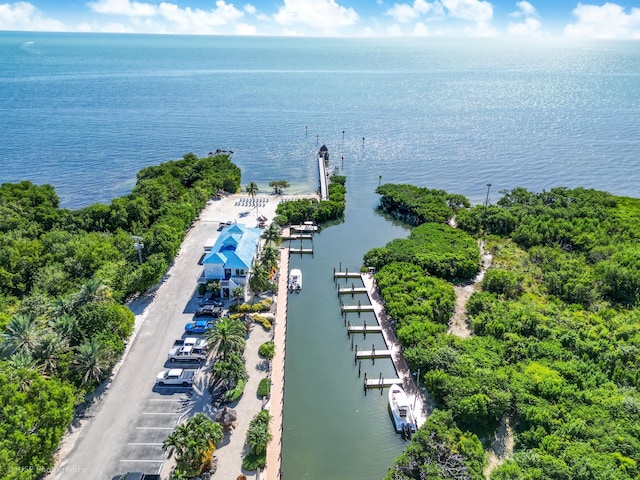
xmin=184 ymin=320 xmax=214 ymax=334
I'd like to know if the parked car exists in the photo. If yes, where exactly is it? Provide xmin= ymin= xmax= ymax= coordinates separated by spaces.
xmin=168 ymin=345 xmax=208 ymax=363
xmin=156 ymin=368 xmax=196 ymax=386
xmin=199 ymin=295 xmax=223 ymax=307
xmin=184 ymin=320 xmax=215 ymax=334
xmin=195 ymin=304 xmax=223 ymax=317
xmin=173 ymin=337 xmax=209 ymax=349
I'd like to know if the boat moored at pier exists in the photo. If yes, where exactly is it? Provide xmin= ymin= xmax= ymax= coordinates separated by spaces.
xmin=388 ymin=384 xmax=417 ymax=438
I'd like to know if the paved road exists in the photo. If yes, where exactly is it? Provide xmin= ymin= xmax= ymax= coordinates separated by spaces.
xmin=50 ymin=195 xmax=281 ymax=480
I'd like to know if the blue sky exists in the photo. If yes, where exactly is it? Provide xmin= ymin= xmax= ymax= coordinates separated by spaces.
xmin=1 ymin=0 xmax=639 ymax=38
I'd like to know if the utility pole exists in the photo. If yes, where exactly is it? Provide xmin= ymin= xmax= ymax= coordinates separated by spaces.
xmin=132 ymin=236 xmax=144 ymax=264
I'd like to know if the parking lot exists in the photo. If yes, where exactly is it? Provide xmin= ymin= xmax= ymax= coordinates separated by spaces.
xmin=50 ymin=195 xmax=281 ymax=480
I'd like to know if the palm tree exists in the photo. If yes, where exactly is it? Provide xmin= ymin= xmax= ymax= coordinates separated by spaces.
xmin=245 ymin=181 xmax=258 ymax=199
xmin=8 ymin=350 xmax=39 ymax=372
xmin=0 ymin=314 xmax=42 ymax=357
xmin=245 ymin=181 xmax=259 ymax=215
xmin=72 ymin=338 xmax=111 ymax=386
xmin=211 ymin=352 xmax=247 ymax=389
xmin=232 ymin=286 xmax=245 ymax=306
xmin=50 ymin=314 xmax=77 ymax=339
xmin=248 ymin=263 xmax=270 ymax=299
xmin=163 ymin=413 xmax=224 ymax=476
xmin=246 ymin=410 xmax=272 ymax=456
xmin=259 ymin=246 xmax=279 ymax=272
xmin=260 ymin=222 xmax=281 ymax=247
xmin=33 ymin=332 xmax=69 ymax=376
xmin=74 ymin=277 xmax=111 ymax=309
xmin=48 ymin=294 xmax=76 ymax=318
xmin=205 ymin=317 xmax=246 ymax=360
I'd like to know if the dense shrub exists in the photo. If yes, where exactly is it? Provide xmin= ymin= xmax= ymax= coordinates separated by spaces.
xmin=364 ymin=223 xmax=480 ymax=283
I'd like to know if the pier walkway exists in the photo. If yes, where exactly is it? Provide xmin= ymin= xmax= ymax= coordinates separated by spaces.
xmin=318 ymin=152 xmax=329 ymax=200
xmin=265 ymin=248 xmax=289 ymax=480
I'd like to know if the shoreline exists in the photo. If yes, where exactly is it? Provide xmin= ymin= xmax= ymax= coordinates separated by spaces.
xmin=264 ymin=247 xmax=289 ymax=480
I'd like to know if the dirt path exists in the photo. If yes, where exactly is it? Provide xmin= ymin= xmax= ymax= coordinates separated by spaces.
xmin=447 ymin=240 xmax=492 ymax=338
xmin=484 ymin=416 xmax=515 ymax=478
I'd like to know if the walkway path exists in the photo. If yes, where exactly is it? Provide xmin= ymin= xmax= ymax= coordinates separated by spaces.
xmin=264 ymin=249 xmax=289 ymax=480
xmin=447 ymin=240 xmax=492 ymax=338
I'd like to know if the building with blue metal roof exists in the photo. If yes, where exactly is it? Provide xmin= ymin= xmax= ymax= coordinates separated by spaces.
xmin=201 ymin=223 xmax=262 ymax=298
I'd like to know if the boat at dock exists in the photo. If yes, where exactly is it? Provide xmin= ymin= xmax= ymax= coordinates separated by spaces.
xmin=388 ymin=384 xmax=417 ymax=438
xmin=288 ymin=268 xmax=302 ymax=293
xmin=291 ymin=221 xmax=319 ymax=232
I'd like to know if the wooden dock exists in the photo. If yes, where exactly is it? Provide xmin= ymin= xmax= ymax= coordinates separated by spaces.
xmin=347 ymin=323 xmax=382 ymax=335
xmin=364 ymin=373 xmax=403 ymax=390
xmin=281 ymin=234 xmax=313 ymax=241
xmin=355 ymin=346 xmax=393 ymax=360
xmin=338 ymin=285 xmax=368 ymax=295
xmin=289 ymin=247 xmax=313 ymax=254
xmin=341 ymin=303 xmax=374 ymax=313
xmin=318 ymin=151 xmax=329 ymax=200
xmin=333 ymin=270 xmax=361 ymax=279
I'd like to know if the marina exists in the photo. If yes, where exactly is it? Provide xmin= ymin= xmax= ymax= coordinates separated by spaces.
xmin=335 ymin=271 xmax=428 ymax=433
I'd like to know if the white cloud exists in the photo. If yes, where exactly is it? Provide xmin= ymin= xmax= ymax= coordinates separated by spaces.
xmin=273 ymin=0 xmax=358 ymax=29
xmin=387 ymin=0 xmax=437 ymax=23
xmin=413 ymin=21 xmax=430 ymax=35
xmin=87 ymin=0 xmax=245 ymax=34
xmin=508 ymin=16 xmax=541 ymax=35
xmin=565 ymin=2 xmax=640 ymax=39
xmin=441 ymin=0 xmax=492 ymax=23
xmin=0 ymin=1 xmax=68 ymax=31
xmin=510 ymin=0 xmax=536 ymax=17
xmin=508 ymin=0 xmax=542 ymax=35
xmin=465 ymin=20 xmax=496 ymax=36
xmin=87 ymin=0 xmax=157 ymax=16
xmin=235 ymin=22 xmax=256 ymax=34
xmin=244 ymin=4 xmax=256 ymax=15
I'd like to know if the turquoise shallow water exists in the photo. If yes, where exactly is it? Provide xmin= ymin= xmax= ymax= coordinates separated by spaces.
xmin=1 ymin=33 xmax=639 ymax=478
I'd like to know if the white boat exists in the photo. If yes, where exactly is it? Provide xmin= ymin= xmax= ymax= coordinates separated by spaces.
xmin=389 ymin=384 xmax=417 ymax=437
xmin=288 ymin=268 xmax=302 ymax=292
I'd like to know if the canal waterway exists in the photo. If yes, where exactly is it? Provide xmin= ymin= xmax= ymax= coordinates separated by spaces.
xmin=281 ymin=165 xmax=413 ymax=479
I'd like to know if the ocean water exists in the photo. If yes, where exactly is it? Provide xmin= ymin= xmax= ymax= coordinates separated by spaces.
xmin=1 ymin=33 xmax=639 ymax=208
xmin=1 ymin=33 xmax=639 ymax=479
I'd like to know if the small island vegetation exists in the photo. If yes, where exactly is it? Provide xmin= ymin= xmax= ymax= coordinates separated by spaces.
xmin=372 ymin=184 xmax=640 ymax=480
xmin=274 ymin=175 xmax=346 ymax=225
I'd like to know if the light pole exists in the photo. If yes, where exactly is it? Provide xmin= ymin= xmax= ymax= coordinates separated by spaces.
xmin=132 ymin=236 xmax=144 ymax=264
xmin=482 ymin=183 xmax=492 ymax=234
xmin=378 ymin=175 xmax=382 ymax=187
xmin=412 ymin=369 xmax=421 ymax=410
